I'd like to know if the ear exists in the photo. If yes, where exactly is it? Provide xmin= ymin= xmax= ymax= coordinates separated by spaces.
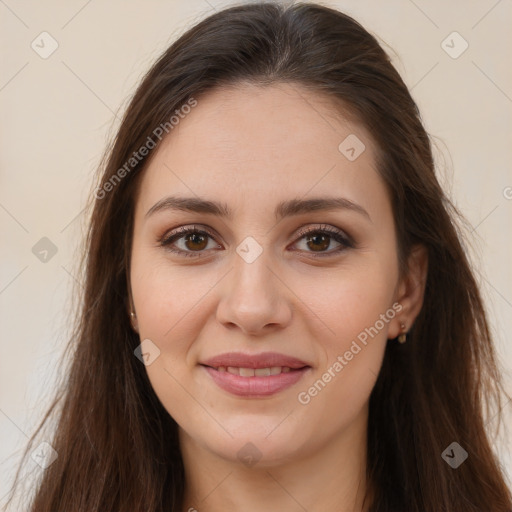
xmin=388 ymin=244 xmax=428 ymax=339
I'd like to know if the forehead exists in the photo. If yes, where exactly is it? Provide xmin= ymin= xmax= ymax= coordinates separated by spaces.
xmin=135 ymin=82 xmax=387 ymax=219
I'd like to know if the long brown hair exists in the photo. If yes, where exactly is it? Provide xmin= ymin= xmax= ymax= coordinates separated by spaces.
xmin=4 ymin=2 xmax=511 ymax=511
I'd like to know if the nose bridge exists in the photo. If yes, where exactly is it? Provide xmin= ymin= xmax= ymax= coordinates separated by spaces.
xmin=216 ymin=235 xmax=291 ymax=334
xmin=231 ymin=236 xmax=276 ymax=307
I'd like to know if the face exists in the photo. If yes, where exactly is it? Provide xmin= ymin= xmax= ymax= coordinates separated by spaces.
xmin=129 ymin=82 xmax=406 ymax=467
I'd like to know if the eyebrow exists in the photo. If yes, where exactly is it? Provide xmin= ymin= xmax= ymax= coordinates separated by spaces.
xmin=145 ymin=195 xmax=371 ymax=222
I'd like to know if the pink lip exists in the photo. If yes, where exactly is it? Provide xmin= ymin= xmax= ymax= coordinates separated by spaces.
xmin=202 ymin=366 xmax=311 ymax=397
xmin=199 ymin=351 xmax=312 ymax=398
xmin=200 ymin=351 xmax=310 ymax=369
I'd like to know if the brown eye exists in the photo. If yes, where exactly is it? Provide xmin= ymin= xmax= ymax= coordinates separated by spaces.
xmin=182 ymin=232 xmax=208 ymax=251
xmin=292 ymin=224 xmax=354 ymax=257
xmin=304 ymin=233 xmax=331 ymax=252
xmin=159 ymin=224 xmax=354 ymax=259
xmin=160 ymin=226 xmax=220 ymax=258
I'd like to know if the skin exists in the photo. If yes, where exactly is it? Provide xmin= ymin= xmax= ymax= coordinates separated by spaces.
xmin=129 ymin=82 xmax=428 ymax=512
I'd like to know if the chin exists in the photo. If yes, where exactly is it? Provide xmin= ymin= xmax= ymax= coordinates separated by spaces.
xmin=223 ymin=440 xmax=300 ymax=468
xmin=200 ymin=425 xmax=309 ymax=468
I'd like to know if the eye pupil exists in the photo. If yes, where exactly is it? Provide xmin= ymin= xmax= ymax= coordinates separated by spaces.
xmin=306 ymin=233 xmax=330 ymax=252
xmin=185 ymin=233 xmax=208 ymax=250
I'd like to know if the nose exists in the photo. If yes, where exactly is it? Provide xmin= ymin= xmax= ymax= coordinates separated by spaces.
xmin=215 ymin=245 xmax=293 ymax=336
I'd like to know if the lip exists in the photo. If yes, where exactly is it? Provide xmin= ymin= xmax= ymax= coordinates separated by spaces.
xmin=202 ymin=366 xmax=311 ymax=397
xmin=200 ymin=351 xmax=310 ymax=369
xmin=199 ymin=351 xmax=312 ymax=398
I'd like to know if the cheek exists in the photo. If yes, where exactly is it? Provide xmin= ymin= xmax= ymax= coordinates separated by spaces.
xmin=294 ymin=269 xmax=394 ymax=421
xmin=131 ymin=248 xmax=210 ymax=338
xmin=130 ymin=254 xmax=224 ymax=406
xmin=129 ymin=255 xmax=211 ymax=422
xmin=301 ymin=260 xmax=397 ymax=341
xmin=297 ymin=261 xmax=396 ymax=392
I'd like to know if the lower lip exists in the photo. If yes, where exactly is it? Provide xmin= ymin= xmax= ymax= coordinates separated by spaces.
xmin=201 ymin=365 xmax=310 ymax=397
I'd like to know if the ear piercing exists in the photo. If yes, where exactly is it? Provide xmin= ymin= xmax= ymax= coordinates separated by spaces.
xmin=398 ymin=322 xmax=407 ymax=344
xmin=130 ymin=311 xmax=138 ymax=331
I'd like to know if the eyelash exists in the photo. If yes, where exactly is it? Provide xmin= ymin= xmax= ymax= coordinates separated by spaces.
xmin=158 ymin=224 xmax=354 ymax=259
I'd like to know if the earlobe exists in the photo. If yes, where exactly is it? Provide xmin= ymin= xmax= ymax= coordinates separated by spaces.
xmin=130 ymin=311 xmax=139 ymax=333
xmin=126 ymin=286 xmax=139 ymax=334
xmin=390 ymin=244 xmax=428 ymax=339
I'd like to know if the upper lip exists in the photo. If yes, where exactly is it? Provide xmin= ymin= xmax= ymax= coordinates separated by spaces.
xmin=200 ymin=351 xmax=311 ymax=369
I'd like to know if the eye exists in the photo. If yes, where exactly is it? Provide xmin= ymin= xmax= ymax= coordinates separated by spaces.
xmin=291 ymin=224 xmax=354 ymax=257
xmin=159 ymin=225 xmax=221 ymax=258
xmin=159 ymin=223 xmax=354 ymax=258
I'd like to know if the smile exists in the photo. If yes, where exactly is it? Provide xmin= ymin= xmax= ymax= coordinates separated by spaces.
xmin=201 ymin=364 xmax=310 ymax=397
xmin=212 ymin=366 xmax=294 ymax=376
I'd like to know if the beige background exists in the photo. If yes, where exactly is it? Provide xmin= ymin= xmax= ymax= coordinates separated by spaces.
xmin=1 ymin=0 xmax=511 ymax=503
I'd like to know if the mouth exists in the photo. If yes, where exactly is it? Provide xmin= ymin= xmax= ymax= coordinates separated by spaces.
xmin=199 ymin=362 xmax=311 ymax=397
xmin=201 ymin=365 xmax=307 ymax=376
xmin=199 ymin=351 xmax=311 ymax=370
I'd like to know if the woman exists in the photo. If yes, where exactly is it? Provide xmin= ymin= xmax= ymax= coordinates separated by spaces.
xmin=5 ymin=2 xmax=511 ymax=511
